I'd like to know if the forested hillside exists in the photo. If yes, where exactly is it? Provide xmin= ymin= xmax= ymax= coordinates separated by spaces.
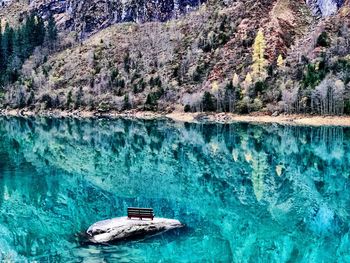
xmin=0 ymin=0 xmax=349 ymax=115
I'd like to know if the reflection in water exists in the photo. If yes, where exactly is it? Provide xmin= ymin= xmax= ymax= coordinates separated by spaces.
xmin=0 ymin=117 xmax=349 ymax=262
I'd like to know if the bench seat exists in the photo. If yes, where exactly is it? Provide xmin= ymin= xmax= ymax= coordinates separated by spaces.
xmin=128 ymin=207 xmax=154 ymax=220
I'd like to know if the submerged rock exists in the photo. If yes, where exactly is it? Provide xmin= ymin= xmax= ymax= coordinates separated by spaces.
xmin=86 ymin=217 xmax=184 ymax=243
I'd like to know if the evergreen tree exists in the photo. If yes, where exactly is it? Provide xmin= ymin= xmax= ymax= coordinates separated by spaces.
xmin=14 ymin=28 xmax=24 ymax=60
xmin=47 ymin=14 xmax=58 ymax=44
xmin=0 ymin=21 xmax=4 ymax=81
xmin=34 ymin=15 xmax=46 ymax=47
xmin=0 ymin=13 xmax=49 ymax=85
xmin=202 ymin=91 xmax=215 ymax=112
xmin=22 ymin=14 xmax=36 ymax=58
xmin=2 ymin=23 xmax=14 ymax=64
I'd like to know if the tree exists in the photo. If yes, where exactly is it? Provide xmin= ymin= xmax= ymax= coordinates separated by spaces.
xmin=242 ymin=72 xmax=253 ymax=96
xmin=14 ymin=28 xmax=25 ymax=59
xmin=252 ymin=30 xmax=268 ymax=81
xmin=47 ymin=14 xmax=58 ymax=44
xmin=0 ymin=21 xmax=4 ymax=81
xmin=202 ymin=91 xmax=215 ymax=112
xmin=281 ymin=83 xmax=299 ymax=113
xmin=277 ymin=54 xmax=284 ymax=68
xmin=232 ymin=73 xmax=240 ymax=88
xmin=123 ymin=93 xmax=132 ymax=110
xmin=2 ymin=23 xmax=14 ymax=64
xmin=311 ymin=75 xmax=345 ymax=115
xmin=224 ymin=80 xmax=236 ymax=112
xmin=22 ymin=14 xmax=36 ymax=57
xmin=0 ymin=14 xmax=49 ymax=84
xmin=66 ymin=90 xmax=73 ymax=108
xmin=33 ymin=15 xmax=46 ymax=47
xmin=211 ymin=81 xmax=221 ymax=112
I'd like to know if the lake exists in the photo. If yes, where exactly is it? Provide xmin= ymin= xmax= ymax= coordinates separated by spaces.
xmin=0 ymin=117 xmax=349 ymax=262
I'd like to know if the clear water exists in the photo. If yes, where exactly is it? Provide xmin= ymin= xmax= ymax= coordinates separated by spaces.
xmin=0 ymin=117 xmax=349 ymax=262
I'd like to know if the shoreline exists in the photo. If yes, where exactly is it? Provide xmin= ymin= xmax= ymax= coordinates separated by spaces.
xmin=1 ymin=109 xmax=350 ymax=127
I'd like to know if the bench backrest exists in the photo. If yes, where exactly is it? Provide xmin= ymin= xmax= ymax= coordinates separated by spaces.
xmin=128 ymin=207 xmax=154 ymax=219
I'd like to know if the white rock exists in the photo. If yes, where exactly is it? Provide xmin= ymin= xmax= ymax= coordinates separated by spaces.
xmin=86 ymin=217 xmax=183 ymax=243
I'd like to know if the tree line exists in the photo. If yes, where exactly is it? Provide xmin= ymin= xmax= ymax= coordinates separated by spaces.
xmin=0 ymin=13 xmax=57 ymax=85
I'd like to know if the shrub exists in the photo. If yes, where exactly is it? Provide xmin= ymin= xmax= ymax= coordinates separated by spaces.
xmin=236 ymin=97 xmax=250 ymax=114
xmin=150 ymin=76 xmax=162 ymax=87
xmin=41 ymin=94 xmax=53 ymax=109
xmin=317 ymin=32 xmax=330 ymax=48
xmin=98 ymin=102 xmax=110 ymax=112
xmin=254 ymin=81 xmax=268 ymax=93
xmin=184 ymin=104 xmax=191 ymax=112
xmin=251 ymin=98 xmax=263 ymax=112
xmin=111 ymin=68 xmax=119 ymax=82
xmin=131 ymin=72 xmax=141 ymax=83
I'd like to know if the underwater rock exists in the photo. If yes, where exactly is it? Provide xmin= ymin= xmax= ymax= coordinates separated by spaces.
xmin=86 ymin=217 xmax=184 ymax=243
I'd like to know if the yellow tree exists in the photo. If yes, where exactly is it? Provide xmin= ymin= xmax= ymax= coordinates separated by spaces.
xmin=252 ymin=30 xmax=268 ymax=81
xmin=232 ymin=73 xmax=240 ymax=87
xmin=242 ymin=72 xmax=252 ymax=95
xmin=211 ymin=81 xmax=219 ymax=94
xmin=277 ymin=54 xmax=284 ymax=68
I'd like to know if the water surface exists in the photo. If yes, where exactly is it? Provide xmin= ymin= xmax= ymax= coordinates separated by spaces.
xmin=0 ymin=117 xmax=349 ymax=262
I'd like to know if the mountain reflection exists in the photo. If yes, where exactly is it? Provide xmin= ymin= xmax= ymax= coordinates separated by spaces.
xmin=0 ymin=117 xmax=349 ymax=262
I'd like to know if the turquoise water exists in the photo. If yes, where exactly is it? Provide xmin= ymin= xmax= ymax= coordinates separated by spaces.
xmin=0 ymin=117 xmax=349 ymax=262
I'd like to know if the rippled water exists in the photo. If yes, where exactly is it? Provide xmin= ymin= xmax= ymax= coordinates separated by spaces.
xmin=0 ymin=117 xmax=349 ymax=262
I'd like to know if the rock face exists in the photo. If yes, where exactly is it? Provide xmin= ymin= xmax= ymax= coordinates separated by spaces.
xmin=86 ymin=217 xmax=184 ymax=243
xmin=306 ymin=0 xmax=345 ymax=17
xmin=29 ymin=0 xmax=205 ymax=36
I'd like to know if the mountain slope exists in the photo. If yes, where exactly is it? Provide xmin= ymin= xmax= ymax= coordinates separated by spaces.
xmin=0 ymin=0 xmax=349 ymax=115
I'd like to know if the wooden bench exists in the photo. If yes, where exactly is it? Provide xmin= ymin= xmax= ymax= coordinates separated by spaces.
xmin=128 ymin=207 xmax=154 ymax=220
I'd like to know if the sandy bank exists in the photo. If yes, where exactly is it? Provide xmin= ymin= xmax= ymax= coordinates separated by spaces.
xmin=1 ymin=109 xmax=350 ymax=127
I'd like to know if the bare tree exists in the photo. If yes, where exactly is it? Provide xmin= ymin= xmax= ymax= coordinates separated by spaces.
xmin=311 ymin=75 xmax=345 ymax=115
xmin=281 ymin=82 xmax=300 ymax=114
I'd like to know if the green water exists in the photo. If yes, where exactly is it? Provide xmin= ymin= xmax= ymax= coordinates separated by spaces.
xmin=0 ymin=117 xmax=349 ymax=262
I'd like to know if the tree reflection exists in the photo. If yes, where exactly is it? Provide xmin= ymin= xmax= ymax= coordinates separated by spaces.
xmin=0 ymin=117 xmax=349 ymax=262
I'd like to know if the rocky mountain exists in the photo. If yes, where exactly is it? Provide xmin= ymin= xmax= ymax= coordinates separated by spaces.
xmin=3 ymin=0 xmax=206 ymax=36
xmin=1 ymin=0 xmax=345 ymax=35
xmin=0 ymin=0 xmax=349 ymax=115
xmin=306 ymin=0 xmax=345 ymax=16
